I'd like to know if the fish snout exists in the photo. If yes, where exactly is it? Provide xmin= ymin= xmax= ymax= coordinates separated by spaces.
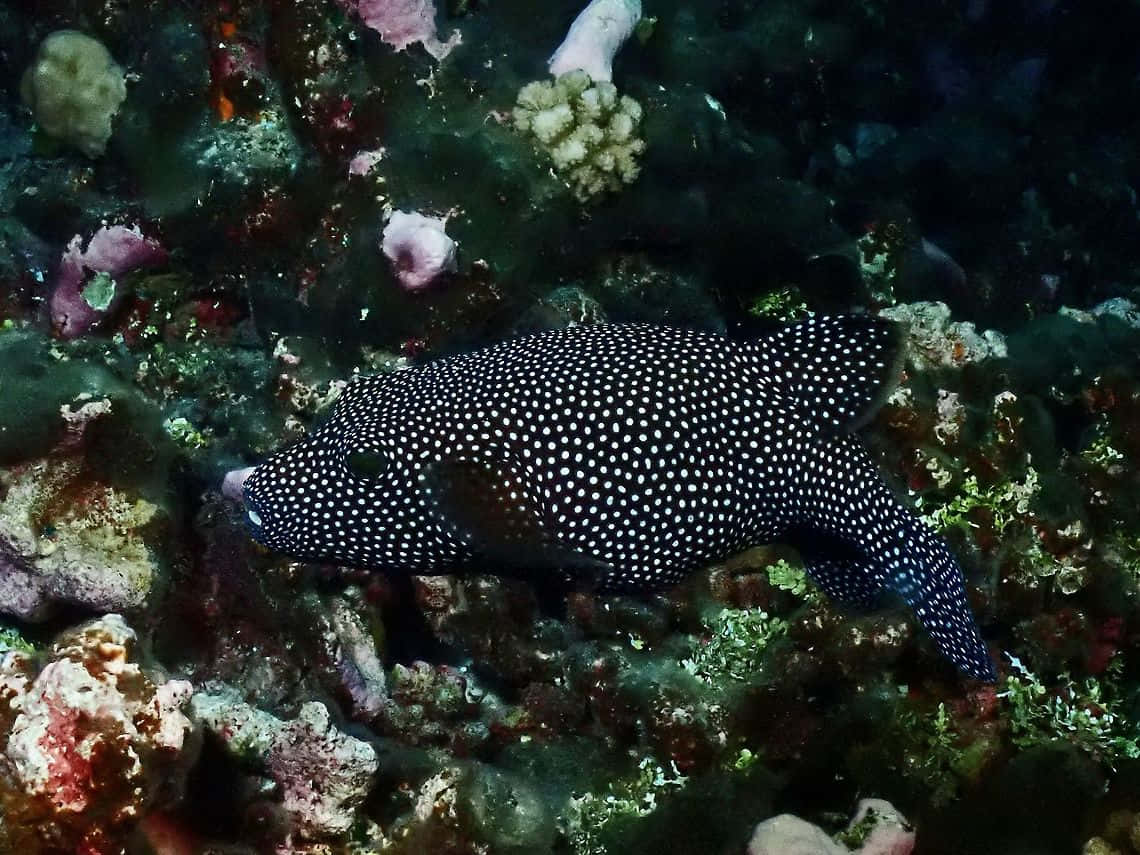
xmin=243 ymin=493 xmax=266 ymax=538
xmin=221 ymin=465 xmax=269 ymax=539
xmin=222 ymin=465 xmax=256 ymax=503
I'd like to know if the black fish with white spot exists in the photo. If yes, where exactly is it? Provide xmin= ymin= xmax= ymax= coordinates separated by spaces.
xmin=242 ymin=317 xmax=995 ymax=681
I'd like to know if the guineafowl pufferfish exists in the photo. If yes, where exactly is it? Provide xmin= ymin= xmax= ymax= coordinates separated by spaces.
xmin=242 ymin=317 xmax=995 ymax=681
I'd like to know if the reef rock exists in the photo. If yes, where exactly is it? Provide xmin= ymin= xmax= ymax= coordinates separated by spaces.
xmin=748 ymin=799 xmax=915 ymax=855
xmin=190 ymin=691 xmax=378 ymax=840
xmin=0 ymin=445 xmax=161 ymax=622
xmin=0 ymin=615 xmax=195 ymax=853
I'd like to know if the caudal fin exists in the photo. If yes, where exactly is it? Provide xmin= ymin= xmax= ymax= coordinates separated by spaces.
xmin=888 ymin=514 xmax=996 ymax=682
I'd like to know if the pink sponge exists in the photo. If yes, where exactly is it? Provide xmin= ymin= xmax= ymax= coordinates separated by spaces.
xmin=548 ymin=0 xmax=642 ymax=82
xmin=380 ymin=210 xmax=457 ymax=291
xmin=50 ymin=225 xmax=167 ymax=338
xmin=344 ymin=0 xmax=461 ymax=60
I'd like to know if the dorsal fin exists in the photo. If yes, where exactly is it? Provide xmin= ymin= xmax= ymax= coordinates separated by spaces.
xmin=758 ymin=315 xmax=904 ymax=432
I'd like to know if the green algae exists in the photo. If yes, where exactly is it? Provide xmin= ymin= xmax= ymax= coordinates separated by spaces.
xmin=680 ymin=607 xmax=788 ymax=685
xmin=920 ymin=465 xmax=1041 ymax=537
xmin=766 ymin=558 xmax=817 ymax=601
xmin=896 ymin=701 xmax=972 ymax=806
xmin=856 ymin=225 xmax=902 ymax=307
xmin=0 ymin=625 xmax=34 ymax=654
xmin=747 ymin=286 xmax=812 ymax=322
xmin=81 ymin=271 xmax=116 ymax=311
xmin=1003 ymin=656 xmax=1140 ymax=770
xmin=563 ymin=751 xmax=779 ymax=855
xmin=564 ymin=756 xmax=689 ymax=855
xmin=162 ymin=416 xmax=213 ymax=449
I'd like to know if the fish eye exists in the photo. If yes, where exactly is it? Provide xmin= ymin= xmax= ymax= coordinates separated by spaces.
xmin=345 ymin=449 xmax=391 ymax=479
xmin=247 ymin=508 xmax=263 ymax=527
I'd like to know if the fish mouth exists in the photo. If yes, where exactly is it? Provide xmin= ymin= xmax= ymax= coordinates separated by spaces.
xmin=239 ymin=477 xmax=269 ymax=544
xmin=242 ymin=508 xmax=271 ymax=547
xmin=242 ymin=498 xmax=267 ymax=542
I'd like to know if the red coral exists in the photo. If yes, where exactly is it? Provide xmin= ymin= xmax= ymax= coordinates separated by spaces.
xmin=1085 ymin=616 xmax=1124 ymax=675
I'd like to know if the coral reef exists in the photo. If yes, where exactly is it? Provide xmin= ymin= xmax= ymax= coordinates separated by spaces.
xmin=2 ymin=0 xmax=1140 ymax=851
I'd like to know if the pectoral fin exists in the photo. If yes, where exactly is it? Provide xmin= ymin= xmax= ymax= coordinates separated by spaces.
xmin=421 ymin=457 xmax=613 ymax=583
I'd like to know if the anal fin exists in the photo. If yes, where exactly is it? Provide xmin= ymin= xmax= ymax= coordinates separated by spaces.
xmin=802 ymin=554 xmax=885 ymax=611
xmin=788 ymin=527 xmax=887 ymax=611
xmin=887 ymin=515 xmax=996 ymax=682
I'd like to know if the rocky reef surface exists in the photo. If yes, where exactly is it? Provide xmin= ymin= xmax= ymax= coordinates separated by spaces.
xmin=2 ymin=0 xmax=1140 ymax=852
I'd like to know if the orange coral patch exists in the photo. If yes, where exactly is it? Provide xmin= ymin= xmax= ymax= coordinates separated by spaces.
xmin=215 ymin=93 xmax=234 ymax=122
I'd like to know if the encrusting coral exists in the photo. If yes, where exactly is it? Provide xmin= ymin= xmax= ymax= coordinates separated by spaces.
xmin=0 ymin=397 xmax=161 ymax=621
xmin=190 ymin=690 xmax=379 ymax=841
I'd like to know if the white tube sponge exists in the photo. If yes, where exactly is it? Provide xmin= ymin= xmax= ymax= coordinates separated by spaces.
xmin=380 ymin=211 xmax=458 ymax=291
xmin=548 ymin=0 xmax=642 ymax=83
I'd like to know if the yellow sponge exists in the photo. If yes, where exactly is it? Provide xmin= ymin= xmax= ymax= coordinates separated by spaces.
xmin=20 ymin=30 xmax=127 ymax=158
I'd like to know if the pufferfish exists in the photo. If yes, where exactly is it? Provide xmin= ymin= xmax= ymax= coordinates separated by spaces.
xmin=241 ymin=317 xmax=995 ymax=681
